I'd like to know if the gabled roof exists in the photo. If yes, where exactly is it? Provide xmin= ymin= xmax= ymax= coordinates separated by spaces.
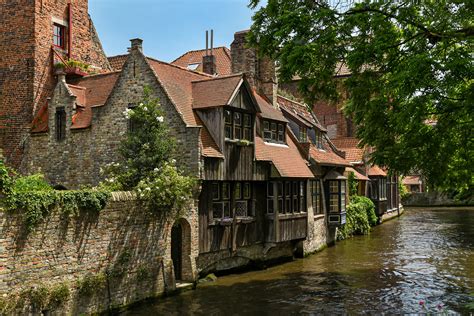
xmin=172 ymin=47 xmax=232 ymax=75
xmin=368 ymin=165 xmax=387 ymax=177
xmin=331 ymin=137 xmax=366 ymax=164
xmin=255 ymin=132 xmax=313 ymax=178
xmin=31 ymin=72 xmax=120 ymax=132
xmin=192 ymin=74 xmax=243 ymax=109
xmin=403 ymin=175 xmax=421 ymax=185
xmin=277 ymin=95 xmax=326 ymax=131
xmin=346 ymin=167 xmax=369 ymax=181
xmin=146 ymin=57 xmax=212 ymax=126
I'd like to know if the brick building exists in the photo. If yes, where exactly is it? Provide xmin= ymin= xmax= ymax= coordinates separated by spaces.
xmin=0 ymin=0 xmax=110 ymax=169
xmin=2 ymin=0 xmax=400 ymax=285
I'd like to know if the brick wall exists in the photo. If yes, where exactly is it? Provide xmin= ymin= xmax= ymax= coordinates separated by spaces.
xmin=24 ymin=44 xmax=201 ymax=189
xmin=0 ymin=0 xmax=110 ymax=169
xmin=0 ymin=192 xmax=198 ymax=314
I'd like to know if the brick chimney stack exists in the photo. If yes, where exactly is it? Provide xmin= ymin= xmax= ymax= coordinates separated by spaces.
xmin=202 ymin=30 xmax=217 ymax=75
xmin=231 ymin=30 xmax=278 ymax=107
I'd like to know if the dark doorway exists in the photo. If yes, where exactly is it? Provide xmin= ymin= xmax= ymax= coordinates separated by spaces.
xmin=171 ymin=223 xmax=183 ymax=281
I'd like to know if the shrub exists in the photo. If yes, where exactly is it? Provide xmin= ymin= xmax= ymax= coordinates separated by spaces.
xmin=77 ymin=273 xmax=107 ymax=296
xmin=337 ymin=196 xmax=376 ymax=241
xmin=348 ymin=171 xmax=358 ymax=196
xmin=48 ymin=283 xmax=70 ymax=308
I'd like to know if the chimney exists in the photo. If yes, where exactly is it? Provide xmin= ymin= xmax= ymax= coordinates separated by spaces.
xmin=202 ymin=30 xmax=216 ymax=75
xmin=231 ymin=30 xmax=278 ymax=107
xmin=130 ymin=38 xmax=143 ymax=53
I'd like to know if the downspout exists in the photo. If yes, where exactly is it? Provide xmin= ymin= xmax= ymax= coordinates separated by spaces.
xmin=68 ymin=2 xmax=72 ymax=59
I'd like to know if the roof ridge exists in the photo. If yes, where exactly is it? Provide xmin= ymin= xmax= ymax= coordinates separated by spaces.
xmin=146 ymin=57 xmax=213 ymax=78
xmin=107 ymin=54 xmax=129 ymax=59
xmin=277 ymin=94 xmax=307 ymax=108
xmin=191 ymin=73 xmax=242 ymax=83
xmin=171 ymin=46 xmax=230 ymax=64
xmin=81 ymin=70 xmax=121 ymax=79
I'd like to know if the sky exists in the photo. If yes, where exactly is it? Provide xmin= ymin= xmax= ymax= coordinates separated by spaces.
xmin=89 ymin=0 xmax=262 ymax=62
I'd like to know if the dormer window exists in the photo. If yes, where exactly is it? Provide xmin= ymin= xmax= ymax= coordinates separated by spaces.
xmin=225 ymin=109 xmax=252 ymax=141
xmin=263 ymin=119 xmax=285 ymax=144
xmin=299 ymin=126 xmax=308 ymax=142
xmin=315 ymin=131 xmax=323 ymax=149
xmin=53 ymin=23 xmax=66 ymax=49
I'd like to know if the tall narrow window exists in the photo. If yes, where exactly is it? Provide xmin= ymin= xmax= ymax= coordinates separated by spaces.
xmin=267 ymin=182 xmax=274 ymax=214
xmin=299 ymin=126 xmax=307 ymax=142
xmin=315 ymin=132 xmax=323 ymax=149
xmin=127 ymin=104 xmax=138 ymax=133
xmin=55 ymin=107 xmax=66 ymax=141
xmin=243 ymin=114 xmax=252 ymax=141
xmin=311 ymin=180 xmax=323 ymax=215
xmin=224 ymin=110 xmax=232 ymax=139
xmin=234 ymin=112 xmax=242 ymax=140
xmin=53 ymin=24 xmax=66 ymax=49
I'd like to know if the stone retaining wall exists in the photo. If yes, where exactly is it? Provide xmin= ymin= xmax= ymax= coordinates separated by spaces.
xmin=403 ymin=192 xmax=473 ymax=207
xmin=0 ymin=192 xmax=197 ymax=315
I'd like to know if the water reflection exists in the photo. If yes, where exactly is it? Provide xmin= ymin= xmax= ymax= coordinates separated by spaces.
xmin=124 ymin=209 xmax=474 ymax=315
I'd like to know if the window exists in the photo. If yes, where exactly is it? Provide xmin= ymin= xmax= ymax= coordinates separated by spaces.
xmin=55 ymin=107 xmax=66 ymax=141
xmin=315 ymin=132 xmax=323 ymax=149
xmin=327 ymin=180 xmax=346 ymax=213
xmin=224 ymin=109 xmax=252 ymax=141
xmin=379 ymin=178 xmax=387 ymax=200
xmin=53 ymin=24 xmax=66 ymax=49
xmin=212 ymin=182 xmax=252 ymax=220
xmin=299 ymin=127 xmax=308 ymax=142
xmin=212 ymin=182 xmax=230 ymax=220
xmin=267 ymin=181 xmax=307 ymax=214
xmin=311 ymin=180 xmax=323 ymax=215
xmin=187 ymin=63 xmax=200 ymax=70
xmin=263 ymin=119 xmax=285 ymax=144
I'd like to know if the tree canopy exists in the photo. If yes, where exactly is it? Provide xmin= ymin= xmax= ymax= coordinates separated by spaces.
xmin=248 ymin=0 xmax=473 ymax=195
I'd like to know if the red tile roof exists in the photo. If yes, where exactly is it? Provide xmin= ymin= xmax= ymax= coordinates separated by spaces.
xmin=255 ymin=92 xmax=288 ymax=122
xmin=192 ymin=74 xmax=243 ymax=109
xmin=255 ymin=132 xmax=313 ymax=178
xmin=368 ymin=165 xmax=387 ymax=177
xmin=108 ymin=54 xmax=128 ymax=71
xmin=147 ymin=57 xmax=212 ymax=126
xmin=346 ymin=167 xmax=369 ymax=181
xmin=331 ymin=137 xmax=366 ymax=163
xmin=277 ymin=95 xmax=326 ymax=131
xmin=195 ymin=115 xmax=223 ymax=158
xmin=172 ymin=47 xmax=232 ymax=75
xmin=403 ymin=175 xmax=421 ymax=185
xmin=309 ymin=141 xmax=351 ymax=167
xmin=31 ymin=72 xmax=120 ymax=132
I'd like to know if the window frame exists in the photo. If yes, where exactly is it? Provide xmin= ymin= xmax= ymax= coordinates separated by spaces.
xmin=311 ymin=180 xmax=323 ymax=215
xmin=327 ymin=180 xmax=347 ymax=214
xmin=263 ymin=119 xmax=286 ymax=144
xmin=212 ymin=182 xmax=253 ymax=220
xmin=267 ymin=181 xmax=307 ymax=214
xmin=224 ymin=108 xmax=253 ymax=142
xmin=55 ymin=107 xmax=66 ymax=142
xmin=53 ymin=23 xmax=66 ymax=49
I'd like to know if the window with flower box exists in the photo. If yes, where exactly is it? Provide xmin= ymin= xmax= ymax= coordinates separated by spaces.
xmin=225 ymin=109 xmax=252 ymax=141
xmin=211 ymin=182 xmax=252 ymax=220
xmin=53 ymin=23 xmax=66 ymax=49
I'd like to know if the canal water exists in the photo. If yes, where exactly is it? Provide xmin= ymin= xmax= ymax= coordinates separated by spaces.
xmin=124 ymin=208 xmax=474 ymax=315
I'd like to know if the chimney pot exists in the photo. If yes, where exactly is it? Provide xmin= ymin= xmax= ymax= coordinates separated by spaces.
xmin=130 ymin=38 xmax=143 ymax=52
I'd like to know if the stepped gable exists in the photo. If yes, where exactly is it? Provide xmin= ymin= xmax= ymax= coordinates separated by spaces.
xmin=172 ymin=47 xmax=232 ymax=75
xmin=31 ymin=71 xmax=120 ymax=132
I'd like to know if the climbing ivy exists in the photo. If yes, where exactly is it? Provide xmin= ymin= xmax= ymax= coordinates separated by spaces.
xmin=0 ymin=159 xmax=109 ymax=231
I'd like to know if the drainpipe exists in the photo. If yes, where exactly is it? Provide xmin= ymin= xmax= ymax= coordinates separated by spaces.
xmin=68 ymin=2 xmax=72 ymax=59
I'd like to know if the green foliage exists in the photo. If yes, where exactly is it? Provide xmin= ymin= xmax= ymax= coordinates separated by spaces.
xmin=48 ymin=283 xmax=70 ymax=308
xmin=351 ymin=195 xmax=378 ymax=227
xmin=1 ymin=164 xmax=109 ymax=231
xmin=101 ymin=87 xmax=196 ymax=214
xmin=77 ymin=273 xmax=107 ymax=296
xmin=398 ymin=177 xmax=411 ymax=200
xmin=249 ymin=0 xmax=473 ymax=195
xmin=27 ymin=285 xmax=50 ymax=310
xmin=136 ymin=266 xmax=150 ymax=282
xmin=348 ymin=172 xmax=358 ymax=196
xmin=337 ymin=196 xmax=376 ymax=240
xmin=136 ymin=162 xmax=196 ymax=212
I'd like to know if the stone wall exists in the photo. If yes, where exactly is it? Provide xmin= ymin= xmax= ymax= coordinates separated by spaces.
xmin=24 ymin=43 xmax=201 ymax=189
xmin=0 ymin=0 xmax=110 ymax=169
xmin=403 ymin=192 xmax=474 ymax=207
xmin=0 ymin=192 xmax=198 ymax=315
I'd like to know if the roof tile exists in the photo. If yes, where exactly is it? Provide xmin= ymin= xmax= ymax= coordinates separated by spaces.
xmin=172 ymin=47 xmax=232 ymax=75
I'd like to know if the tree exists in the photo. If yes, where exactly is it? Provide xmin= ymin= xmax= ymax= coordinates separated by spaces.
xmin=248 ymin=0 xmax=473 ymax=195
